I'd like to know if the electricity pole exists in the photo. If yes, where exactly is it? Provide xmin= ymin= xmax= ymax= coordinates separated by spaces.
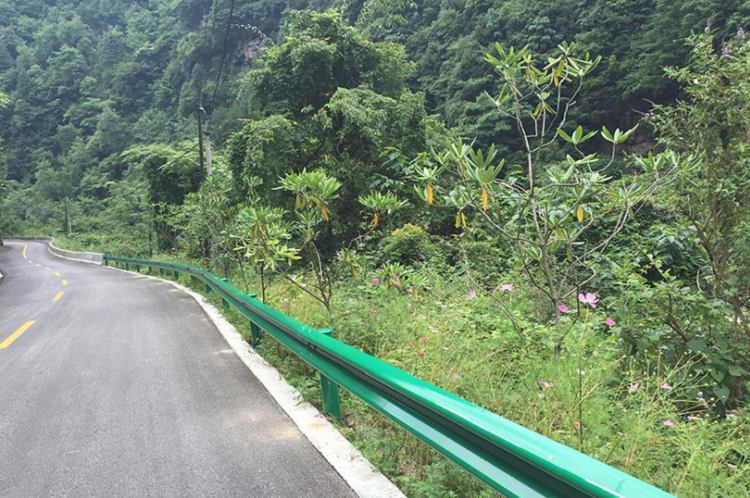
xmin=197 ymin=92 xmax=212 ymax=176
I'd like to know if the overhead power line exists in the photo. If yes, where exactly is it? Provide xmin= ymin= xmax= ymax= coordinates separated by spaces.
xmin=210 ymin=0 xmax=236 ymax=113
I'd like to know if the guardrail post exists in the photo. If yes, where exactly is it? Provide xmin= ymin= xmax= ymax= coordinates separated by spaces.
xmin=318 ymin=328 xmax=341 ymax=422
xmin=220 ymin=279 xmax=231 ymax=311
xmin=250 ymin=321 xmax=262 ymax=346
xmin=158 ymin=268 xmax=164 ymax=277
xmin=173 ymin=270 xmax=179 ymax=279
xmin=125 ymin=262 xmax=130 ymax=271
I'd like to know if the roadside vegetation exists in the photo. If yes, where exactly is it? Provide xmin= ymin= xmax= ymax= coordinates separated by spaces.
xmin=2 ymin=2 xmax=750 ymax=496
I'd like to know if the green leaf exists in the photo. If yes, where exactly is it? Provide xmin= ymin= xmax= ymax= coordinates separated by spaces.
xmin=687 ymin=338 xmax=707 ymax=353
xmin=557 ymin=128 xmax=573 ymax=143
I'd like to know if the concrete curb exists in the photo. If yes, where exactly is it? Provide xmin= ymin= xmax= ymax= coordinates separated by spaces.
xmin=96 ymin=265 xmax=405 ymax=498
xmin=48 ymin=240 xmax=103 ymax=265
xmin=3 ymin=237 xmax=103 ymax=265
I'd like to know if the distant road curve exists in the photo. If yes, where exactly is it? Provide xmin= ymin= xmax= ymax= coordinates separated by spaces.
xmin=0 ymin=240 xmax=356 ymax=497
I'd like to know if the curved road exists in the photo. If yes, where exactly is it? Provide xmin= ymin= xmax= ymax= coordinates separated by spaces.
xmin=0 ymin=240 xmax=355 ymax=497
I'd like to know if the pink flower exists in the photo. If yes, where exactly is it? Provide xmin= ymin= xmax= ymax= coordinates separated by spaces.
xmin=662 ymin=419 xmax=675 ymax=427
xmin=578 ymin=292 xmax=599 ymax=309
xmin=467 ymin=289 xmax=477 ymax=299
xmin=418 ymin=351 xmax=426 ymax=358
xmin=628 ymin=382 xmax=640 ymax=394
xmin=606 ymin=317 xmax=616 ymax=328
xmin=573 ymin=421 xmax=582 ymax=431
xmin=538 ymin=380 xmax=554 ymax=389
xmin=558 ymin=304 xmax=570 ymax=313
xmin=372 ymin=277 xmax=380 ymax=285
xmin=500 ymin=284 xmax=514 ymax=292
xmin=393 ymin=280 xmax=402 ymax=288
xmin=419 ymin=337 xmax=429 ymax=343
xmin=660 ymin=383 xmax=673 ymax=392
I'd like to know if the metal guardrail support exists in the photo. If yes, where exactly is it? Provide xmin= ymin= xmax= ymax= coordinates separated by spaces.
xmin=100 ymin=254 xmax=674 ymax=498
xmin=318 ymin=327 xmax=341 ymax=422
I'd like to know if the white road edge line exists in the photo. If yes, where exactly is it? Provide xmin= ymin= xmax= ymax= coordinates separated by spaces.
xmin=101 ymin=266 xmax=405 ymax=498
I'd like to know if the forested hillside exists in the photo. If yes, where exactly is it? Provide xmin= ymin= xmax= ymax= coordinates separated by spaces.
xmin=2 ymin=1 xmax=750 ymax=496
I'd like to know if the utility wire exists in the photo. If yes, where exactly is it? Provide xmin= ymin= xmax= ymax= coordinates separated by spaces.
xmin=210 ymin=0 xmax=236 ymax=114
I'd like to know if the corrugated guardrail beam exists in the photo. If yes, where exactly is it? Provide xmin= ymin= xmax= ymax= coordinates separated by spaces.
xmin=103 ymin=254 xmax=674 ymax=498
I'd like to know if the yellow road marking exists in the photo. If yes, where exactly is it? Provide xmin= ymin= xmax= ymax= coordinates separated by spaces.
xmin=54 ymin=272 xmax=61 ymax=277
xmin=61 ymin=279 xmax=68 ymax=286
xmin=0 ymin=321 xmax=36 ymax=349
xmin=22 ymin=245 xmax=27 ymax=259
xmin=53 ymin=291 xmax=64 ymax=302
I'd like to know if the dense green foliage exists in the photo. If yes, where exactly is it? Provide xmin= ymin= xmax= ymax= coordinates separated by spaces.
xmin=2 ymin=1 xmax=750 ymax=496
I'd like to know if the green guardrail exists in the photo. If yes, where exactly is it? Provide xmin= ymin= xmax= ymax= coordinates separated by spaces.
xmin=103 ymin=254 xmax=674 ymax=498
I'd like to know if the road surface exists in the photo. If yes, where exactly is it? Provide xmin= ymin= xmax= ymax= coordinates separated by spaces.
xmin=0 ymin=240 xmax=356 ymax=497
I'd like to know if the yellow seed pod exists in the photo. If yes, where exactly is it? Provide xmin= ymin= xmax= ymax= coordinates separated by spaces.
xmin=322 ymin=207 xmax=330 ymax=222
xmin=461 ymin=212 xmax=467 ymax=228
xmin=481 ymin=188 xmax=489 ymax=212
xmin=372 ymin=211 xmax=379 ymax=228
xmin=426 ymin=184 xmax=434 ymax=205
xmin=576 ymin=204 xmax=584 ymax=223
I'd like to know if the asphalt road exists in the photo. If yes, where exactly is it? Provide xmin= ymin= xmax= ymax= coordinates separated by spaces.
xmin=0 ymin=240 xmax=356 ymax=498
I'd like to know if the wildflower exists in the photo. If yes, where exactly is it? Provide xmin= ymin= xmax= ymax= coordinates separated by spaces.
xmin=418 ymin=351 xmax=426 ymax=358
xmin=577 ymin=292 xmax=599 ymax=309
xmin=467 ymin=289 xmax=477 ymax=299
xmin=419 ymin=337 xmax=429 ymax=343
xmin=660 ymin=383 xmax=673 ymax=392
xmin=605 ymin=317 xmax=616 ymax=328
xmin=662 ymin=419 xmax=675 ymax=427
xmin=722 ymin=46 xmax=731 ymax=58
xmin=558 ymin=304 xmax=570 ymax=313
xmin=628 ymin=382 xmax=640 ymax=394
xmin=573 ymin=422 xmax=581 ymax=431
xmin=739 ymin=27 xmax=746 ymax=40
xmin=372 ymin=277 xmax=380 ymax=285
xmin=500 ymin=284 xmax=514 ymax=292
xmin=538 ymin=380 xmax=554 ymax=389
xmin=577 ymin=369 xmax=585 ymax=377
